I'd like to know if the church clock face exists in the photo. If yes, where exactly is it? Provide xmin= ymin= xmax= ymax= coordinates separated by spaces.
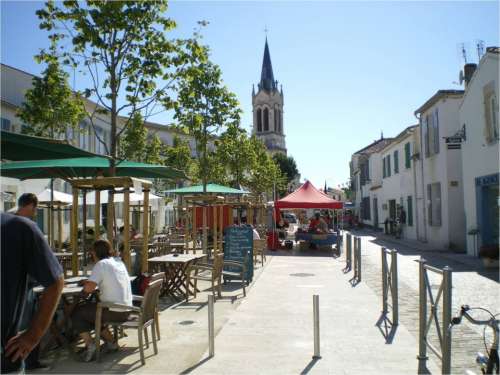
xmin=252 ymin=38 xmax=286 ymax=155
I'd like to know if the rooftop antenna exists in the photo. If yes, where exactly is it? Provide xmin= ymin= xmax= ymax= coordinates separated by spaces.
xmin=461 ymin=43 xmax=468 ymax=64
xmin=476 ymin=39 xmax=485 ymax=62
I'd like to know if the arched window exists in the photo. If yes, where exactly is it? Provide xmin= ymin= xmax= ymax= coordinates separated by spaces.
xmin=280 ymin=110 xmax=283 ymax=133
xmin=256 ymin=108 xmax=262 ymax=132
xmin=263 ymin=108 xmax=269 ymax=131
xmin=274 ymin=108 xmax=278 ymax=132
xmin=278 ymin=110 xmax=282 ymax=133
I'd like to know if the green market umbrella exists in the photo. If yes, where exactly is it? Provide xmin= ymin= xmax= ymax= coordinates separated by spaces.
xmin=163 ymin=183 xmax=248 ymax=195
xmin=0 ymin=156 xmax=187 ymax=180
xmin=1 ymin=130 xmax=99 ymax=161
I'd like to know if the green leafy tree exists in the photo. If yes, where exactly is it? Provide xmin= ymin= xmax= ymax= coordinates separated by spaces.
xmin=212 ymin=123 xmax=253 ymax=188
xmin=119 ymin=112 xmax=147 ymax=162
xmin=37 ymin=0 xmax=206 ymax=174
xmin=247 ymin=136 xmax=285 ymax=197
xmin=163 ymin=135 xmax=197 ymax=181
xmin=174 ymin=59 xmax=241 ymax=192
xmin=273 ymin=153 xmax=299 ymax=184
xmin=144 ymin=135 xmax=163 ymax=165
xmin=18 ymin=44 xmax=85 ymax=138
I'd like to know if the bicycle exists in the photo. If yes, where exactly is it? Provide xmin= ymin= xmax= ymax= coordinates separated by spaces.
xmin=451 ymin=305 xmax=499 ymax=374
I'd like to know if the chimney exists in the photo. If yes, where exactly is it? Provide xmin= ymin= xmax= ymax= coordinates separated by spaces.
xmin=464 ymin=63 xmax=477 ymax=87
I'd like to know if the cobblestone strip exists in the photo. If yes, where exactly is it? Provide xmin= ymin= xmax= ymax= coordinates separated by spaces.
xmin=345 ymin=234 xmax=486 ymax=374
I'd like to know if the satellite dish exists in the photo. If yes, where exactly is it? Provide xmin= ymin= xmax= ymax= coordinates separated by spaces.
xmin=459 ymin=70 xmax=464 ymax=85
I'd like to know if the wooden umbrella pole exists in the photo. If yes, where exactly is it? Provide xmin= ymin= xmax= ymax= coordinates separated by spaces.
xmin=219 ymin=204 xmax=223 ymax=251
xmin=192 ymin=205 xmax=197 ymax=254
xmin=141 ymin=188 xmax=150 ymax=273
xmin=82 ymin=189 xmax=87 ymax=270
xmin=213 ymin=205 xmax=217 ymax=253
xmin=106 ymin=191 xmax=114 ymax=244
xmin=202 ymin=206 xmax=207 ymax=256
xmin=123 ymin=188 xmax=131 ymax=272
xmin=71 ymin=187 xmax=79 ymax=276
xmin=57 ymin=207 xmax=63 ymax=251
xmin=94 ymin=190 xmax=100 ymax=240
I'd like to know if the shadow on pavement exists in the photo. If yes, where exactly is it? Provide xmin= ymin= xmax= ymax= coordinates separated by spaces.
xmin=180 ymin=356 xmax=213 ymax=374
xmin=300 ymin=357 xmax=320 ymax=374
xmin=375 ymin=312 xmax=398 ymax=344
xmin=417 ymin=358 xmax=432 ymax=374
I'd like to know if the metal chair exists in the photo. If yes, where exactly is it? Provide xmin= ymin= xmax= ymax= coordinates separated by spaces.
xmin=186 ymin=253 xmax=224 ymax=301
xmin=253 ymin=239 xmax=267 ymax=265
xmin=95 ymin=279 xmax=163 ymax=365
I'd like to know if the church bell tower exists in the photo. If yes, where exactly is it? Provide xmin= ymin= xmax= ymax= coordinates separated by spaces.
xmin=252 ymin=38 xmax=286 ymax=155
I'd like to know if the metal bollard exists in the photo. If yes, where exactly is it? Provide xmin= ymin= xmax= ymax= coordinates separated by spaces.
xmin=208 ymin=294 xmax=215 ymax=357
xmin=313 ymin=295 xmax=321 ymax=359
xmin=346 ymin=233 xmax=352 ymax=270
xmin=442 ymin=266 xmax=452 ymax=374
xmin=356 ymin=237 xmax=362 ymax=282
xmin=417 ymin=258 xmax=428 ymax=361
xmin=391 ymin=250 xmax=399 ymax=326
xmin=381 ymin=247 xmax=388 ymax=314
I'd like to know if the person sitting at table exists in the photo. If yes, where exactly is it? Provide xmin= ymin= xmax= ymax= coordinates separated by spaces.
xmin=71 ymin=239 xmax=132 ymax=362
xmin=308 ymin=213 xmax=328 ymax=234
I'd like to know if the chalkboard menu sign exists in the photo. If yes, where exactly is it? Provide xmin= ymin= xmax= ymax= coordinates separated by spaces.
xmin=223 ymin=225 xmax=254 ymax=283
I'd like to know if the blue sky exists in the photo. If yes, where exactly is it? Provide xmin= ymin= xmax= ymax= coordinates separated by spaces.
xmin=1 ymin=1 xmax=499 ymax=189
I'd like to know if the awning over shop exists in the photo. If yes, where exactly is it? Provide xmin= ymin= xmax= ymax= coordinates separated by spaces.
xmin=1 ymin=130 xmax=99 ymax=161
xmin=275 ymin=180 xmax=343 ymax=210
xmin=0 ymin=157 xmax=186 ymax=180
xmin=163 ymin=183 xmax=248 ymax=195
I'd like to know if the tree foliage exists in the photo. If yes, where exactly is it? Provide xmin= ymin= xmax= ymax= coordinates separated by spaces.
xmin=211 ymin=123 xmax=253 ymax=188
xmin=273 ymin=153 xmax=299 ymax=183
xmin=246 ymin=136 xmax=285 ymax=196
xmin=162 ymin=135 xmax=196 ymax=180
xmin=36 ymin=0 xmax=207 ymax=173
xmin=119 ymin=112 xmax=147 ymax=161
xmin=173 ymin=59 xmax=241 ymax=190
xmin=18 ymin=45 xmax=85 ymax=138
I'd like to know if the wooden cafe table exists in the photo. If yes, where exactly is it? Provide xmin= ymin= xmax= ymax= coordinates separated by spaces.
xmin=148 ymin=253 xmax=206 ymax=300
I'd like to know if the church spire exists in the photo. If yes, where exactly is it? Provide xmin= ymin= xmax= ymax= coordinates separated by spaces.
xmin=260 ymin=38 xmax=276 ymax=91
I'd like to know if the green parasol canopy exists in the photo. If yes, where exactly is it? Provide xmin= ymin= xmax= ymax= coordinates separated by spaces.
xmin=163 ymin=183 xmax=248 ymax=195
xmin=1 ymin=130 xmax=99 ymax=161
xmin=0 ymin=156 xmax=187 ymax=180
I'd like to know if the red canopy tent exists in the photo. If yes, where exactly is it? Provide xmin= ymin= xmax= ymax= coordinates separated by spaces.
xmin=275 ymin=180 xmax=343 ymax=210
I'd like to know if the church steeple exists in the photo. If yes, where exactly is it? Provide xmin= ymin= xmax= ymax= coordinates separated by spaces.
xmin=260 ymin=38 xmax=276 ymax=91
xmin=252 ymin=36 xmax=286 ymax=155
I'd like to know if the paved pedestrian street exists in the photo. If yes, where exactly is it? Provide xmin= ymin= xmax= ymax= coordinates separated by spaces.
xmin=351 ymin=229 xmax=500 ymax=374
xmin=192 ymin=252 xmax=440 ymax=374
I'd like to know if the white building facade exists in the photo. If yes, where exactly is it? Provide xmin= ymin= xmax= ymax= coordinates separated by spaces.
xmin=414 ymin=90 xmax=466 ymax=251
xmin=459 ymin=48 xmax=499 ymax=256
xmin=377 ymin=126 xmax=420 ymax=240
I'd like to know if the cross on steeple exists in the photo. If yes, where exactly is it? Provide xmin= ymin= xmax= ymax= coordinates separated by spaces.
xmin=264 ymin=25 xmax=268 ymax=36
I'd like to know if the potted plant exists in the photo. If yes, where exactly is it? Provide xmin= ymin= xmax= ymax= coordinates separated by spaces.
xmin=479 ymin=244 xmax=499 ymax=268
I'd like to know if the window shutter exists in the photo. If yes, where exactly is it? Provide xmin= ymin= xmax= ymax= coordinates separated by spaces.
xmin=434 ymin=108 xmax=440 ymax=154
xmin=387 ymin=155 xmax=391 ymax=177
xmin=427 ymin=184 xmax=432 ymax=225
xmin=407 ymin=196 xmax=413 ymax=226
xmin=383 ymin=157 xmax=386 ymax=178
xmin=424 ymin=116 xmax=430 ymax=157
xmin=394 ymin=150 xmax=399 ymax=174
xmin=405 ymin=142 xmax=411 ymax=168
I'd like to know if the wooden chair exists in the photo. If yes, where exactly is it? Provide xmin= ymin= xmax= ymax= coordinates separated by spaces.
xmin=253 ymin=239 xmax=267 ymax=265
xmin=185 ymin=253 xmax=224 ymax=302
xmin=221 ymin=257 xmax=247 ymax=298
xmin=95 ymin=279 xmax=163 ymax=365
